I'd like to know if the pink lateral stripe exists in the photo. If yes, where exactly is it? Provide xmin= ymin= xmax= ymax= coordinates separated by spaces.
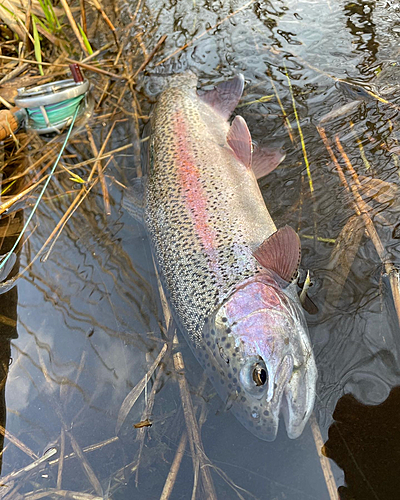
xmin=173 ymin=111 xmax=217 ymax=257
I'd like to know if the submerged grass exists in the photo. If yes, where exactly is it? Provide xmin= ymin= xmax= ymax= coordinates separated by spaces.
xmin=318 ymin=125 xmax=400 ymax=328
xmin=283 ymin=65 xmax=313 ymax=193
xmin=268 ymin=71 xmax=295 ymax=144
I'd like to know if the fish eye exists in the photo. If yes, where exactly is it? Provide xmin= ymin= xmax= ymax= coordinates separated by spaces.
xmin=253 ymin=364 xmax=268 ymax=386
xmin=240 ymin=357 xmax=269 ymax=397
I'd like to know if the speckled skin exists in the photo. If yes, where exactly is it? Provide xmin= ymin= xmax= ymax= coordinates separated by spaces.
xmin=144 ymin=72 xmax=317 ymax=441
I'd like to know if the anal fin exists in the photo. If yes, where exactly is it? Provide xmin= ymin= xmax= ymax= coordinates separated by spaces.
xmin=122 ymin=177 xmax=146 ymax=225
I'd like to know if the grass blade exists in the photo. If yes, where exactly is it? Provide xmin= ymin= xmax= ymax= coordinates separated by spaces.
xmin=32 ymin=15 xmax=44 ymax=76
xmin=78 ymin=23 xmax=93 ymax=55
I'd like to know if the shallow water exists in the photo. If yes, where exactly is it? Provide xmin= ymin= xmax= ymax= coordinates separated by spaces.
xmin=2 ymin=0 xmax=400 ymax=499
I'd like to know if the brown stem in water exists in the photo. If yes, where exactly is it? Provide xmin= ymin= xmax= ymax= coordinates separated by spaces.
xmin=160 ymin=431 xmax=188 ymax=500
xmin=318 ymin=126 xmax=400 ymax=327
xmin=86 ymin=126 xmax=111 ymax=215
xmin=131 ymin=35 xmax=167 ymax=82
xmin=310 ymin=413 xmax=339 ymax=500
xmin=153 ymin=261 xmax=217 ymax=499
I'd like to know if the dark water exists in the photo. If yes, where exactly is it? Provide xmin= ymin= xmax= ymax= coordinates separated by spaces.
xmin=2 ymin=0 xmax=400 ymax=498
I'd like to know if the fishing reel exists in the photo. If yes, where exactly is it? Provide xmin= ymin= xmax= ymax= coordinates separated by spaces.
xmin=0 ymin=64 xmax=93 ymax=140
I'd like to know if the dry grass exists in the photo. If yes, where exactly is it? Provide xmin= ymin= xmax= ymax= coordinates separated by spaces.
xmin=0 ymin=0 xmax=166 ymax=286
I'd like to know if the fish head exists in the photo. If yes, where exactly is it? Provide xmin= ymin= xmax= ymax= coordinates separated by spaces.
xmin=203 ymin=271 xmax=317 ymax=441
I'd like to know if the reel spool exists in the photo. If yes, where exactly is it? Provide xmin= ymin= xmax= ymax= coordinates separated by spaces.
xmin=0 ymin=64 xmax=92 ymax=139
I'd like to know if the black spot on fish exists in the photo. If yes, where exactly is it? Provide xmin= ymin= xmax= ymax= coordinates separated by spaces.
xmin=228 ymin=373 xmax=232 ymax=379
xmin=233 ymin=378 xmax=237 ymax=384
xmin=226 ymin=328 xmax=232 ymax=334
xmin=241 ymin=396 xmax=246 ymax=403
xmin=263 ymin=410 xmax=269 ymax=416
xmin=226 ymin=343 xmax=231 ymax=349
xmin=222 ymin=317 xmax=228 ymax=322
xmin=212 ymin=366 xmax=216 ymax=371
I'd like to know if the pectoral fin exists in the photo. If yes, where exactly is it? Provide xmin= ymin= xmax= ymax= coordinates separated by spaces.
xmin=253 ymin=226 xmax=301 ymax=283
xmin=198 ymin=74 xmax=245 ymax=120
xmin=122 ymin=177 xmax=146 ymax=225
xmin=227 ymin=115 xmax=252 ymax=169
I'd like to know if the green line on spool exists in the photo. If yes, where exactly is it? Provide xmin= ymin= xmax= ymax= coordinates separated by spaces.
xmin=26 ymin=94 xmax=85 ymax=129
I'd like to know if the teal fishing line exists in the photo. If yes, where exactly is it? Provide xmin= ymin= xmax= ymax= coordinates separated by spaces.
xmin=0 ymin=104 xmax=80 ymax=273
xmin=27 ymin=94 xmax=85 ymax=130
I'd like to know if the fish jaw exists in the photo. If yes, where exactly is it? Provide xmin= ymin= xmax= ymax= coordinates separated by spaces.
xmin=280 ymin=280 xmax=318 ymax=439
xmin=201 ymin=272 xmax=317 ymax=441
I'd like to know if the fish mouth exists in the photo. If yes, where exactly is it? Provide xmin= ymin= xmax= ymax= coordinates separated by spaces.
xmin=238 ymin=355 xmax=293 ymax=442
xmin=281 ymin=357 xmax=317 ymax=439
xmin=236 ymin=353 xmax=317 ymax=442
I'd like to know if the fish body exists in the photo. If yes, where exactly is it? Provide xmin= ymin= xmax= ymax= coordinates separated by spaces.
xmin=141 ymin=71 xmax=317 ymax=441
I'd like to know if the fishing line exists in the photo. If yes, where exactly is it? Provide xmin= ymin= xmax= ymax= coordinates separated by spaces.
xmin=0 ymin=104 xmax=80 ymax=274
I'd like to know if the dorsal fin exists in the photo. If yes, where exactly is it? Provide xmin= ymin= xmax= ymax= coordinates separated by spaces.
xmin=252 ymin=147 xmax=286 ymax=180
xmin=227 ymin=116 xmax=252 ymax=169
xmin=198 ymin=74 xmax=245 ymax=120
xmin=253 ymin=226 xmax=301 ymax=282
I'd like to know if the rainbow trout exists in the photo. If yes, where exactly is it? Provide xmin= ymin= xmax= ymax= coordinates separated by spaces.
xmin=130 ymin=72 xmax=317 ymax=441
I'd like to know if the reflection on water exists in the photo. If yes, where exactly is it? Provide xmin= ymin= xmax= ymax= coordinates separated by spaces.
xmin=0 ymin=209 xmax=22 ymax=475
xmin=324 ymin=389 xmax=400 ymax=500
xmin=1 ymin=0 xmax=400 ymax=498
